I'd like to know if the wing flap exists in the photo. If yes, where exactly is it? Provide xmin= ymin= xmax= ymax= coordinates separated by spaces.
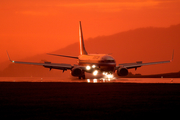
xmin=118 ymin=50 xmax=174 ymax=69
xmin=11 ymin=61 xmax=73 ymax=70
xmin=7 ymin=51 xmax=73 ymax=70
xmin=119 ymin=60 xmax=171 ymax=69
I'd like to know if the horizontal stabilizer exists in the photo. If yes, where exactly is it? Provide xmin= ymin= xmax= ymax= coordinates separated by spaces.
xmin=47 ymin=53 xmax=78 ymax=59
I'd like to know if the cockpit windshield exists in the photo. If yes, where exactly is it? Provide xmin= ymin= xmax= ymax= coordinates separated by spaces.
xmin=99 ymin=56 xmax=116 ymax=63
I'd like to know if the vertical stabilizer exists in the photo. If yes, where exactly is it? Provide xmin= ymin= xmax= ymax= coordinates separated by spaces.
xmin=79 ymin=21 xmax=88 ymax=55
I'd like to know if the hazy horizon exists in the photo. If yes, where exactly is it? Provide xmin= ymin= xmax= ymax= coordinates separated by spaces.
xmin=1 ymin=0 xmax=180 ymax=62
xmin=1 ymin=23 xmax=180 ymax=76
xmin=1 ymin=23 xmax=179 ymax=63
xmin=1 ymin=0 xmax=180 ymax=76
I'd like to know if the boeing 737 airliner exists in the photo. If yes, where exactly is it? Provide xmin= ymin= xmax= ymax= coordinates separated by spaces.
xmin=7 ymin=21 xmax=174 ymax=79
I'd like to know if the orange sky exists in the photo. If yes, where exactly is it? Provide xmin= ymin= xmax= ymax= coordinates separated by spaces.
xmin=0 ymin=0 xmax=180 ymax=72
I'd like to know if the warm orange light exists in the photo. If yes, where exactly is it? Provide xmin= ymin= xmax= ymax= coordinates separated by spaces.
xmin=0 ymin=0 xmax=180 ymax=75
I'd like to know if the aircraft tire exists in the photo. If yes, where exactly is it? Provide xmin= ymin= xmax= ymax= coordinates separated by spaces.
xmin=78 ymin=75 xmax=85 ymax=79
xmin=82 ymin=75 xmax=85 ymax=79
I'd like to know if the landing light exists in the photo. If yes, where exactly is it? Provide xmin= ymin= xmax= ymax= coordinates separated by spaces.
xmin=92 ymin=65 xmax=96 ymax=68
xmin=86 ymin=66 xmax=91 ymax=70
xmin=103 ymin=72 xmax=114 ymax=79
xmin=93 ymin=79 xmax=97 ymax=83
xmin=103 ymin=72 xmax=107 ymax=75
xmin=106 ymin=74 xmax=113 ymax=79
xmin=93 ymin=70 xmax=98 ymax=76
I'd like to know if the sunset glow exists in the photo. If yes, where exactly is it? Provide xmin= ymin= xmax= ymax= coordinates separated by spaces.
xmin=0 ymin=0 xmax=180 ymax=75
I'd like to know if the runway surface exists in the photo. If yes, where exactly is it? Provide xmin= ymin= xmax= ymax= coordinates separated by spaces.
xmin=0 ymin=77 xmax=180 ymax=119
xmin=0 ymin=77 xmax=179 ymax=83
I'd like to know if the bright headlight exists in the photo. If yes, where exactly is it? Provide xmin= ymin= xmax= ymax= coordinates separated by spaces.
xmin=93 ymin=79 xmax=97 ymax=83
xmin=106 ymin=74 xmax=113 ymax=79
xmin=86 ymin=65 xmax=91 ymax=70
xmin=103 ymin=72 xmax=107 ymax=75
xmin=93 ymin=70 xmax=98 ymax=76
xmin=103 ymin=72 xmax=114 ymax=79
xmin=92 ymin=65 xmax=96 ymax=68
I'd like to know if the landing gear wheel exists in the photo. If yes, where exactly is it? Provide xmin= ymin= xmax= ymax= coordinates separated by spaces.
xmin=82 ymin=75 xmax=85 ymax=79
xmin=78 ymin=75 xmax=85 ymax=79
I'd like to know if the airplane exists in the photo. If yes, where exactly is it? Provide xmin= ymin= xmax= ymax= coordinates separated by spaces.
xmin=7 ymin=21 xmax=174 ymax=79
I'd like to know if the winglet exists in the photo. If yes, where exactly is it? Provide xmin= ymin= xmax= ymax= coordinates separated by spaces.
xmin=6 ymin=51 xmax=14 ymax=63
xmin=170 ymin=49 xmax=174 ymax=62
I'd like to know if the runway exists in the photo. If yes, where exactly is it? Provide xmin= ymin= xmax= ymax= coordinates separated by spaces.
xmin=0 ymin=77 xmax=180 ymax=83
xmin=0 ymin=81 xmax=180 ymax=119
xmin=0 ymin=77 xmax=180 ymax=119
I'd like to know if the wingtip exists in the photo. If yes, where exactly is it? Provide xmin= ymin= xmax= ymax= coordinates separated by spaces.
xmin=170 ymin=49 xmax=174 ymax=62
xmin=6 ymin=50 xmax=12 ymax=62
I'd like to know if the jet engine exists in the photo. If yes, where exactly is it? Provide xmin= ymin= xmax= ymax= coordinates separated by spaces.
xmin=117 ymin=67 xmax=128 ymax=76
xmin=71 ymin=68 xmax=84 ymax=76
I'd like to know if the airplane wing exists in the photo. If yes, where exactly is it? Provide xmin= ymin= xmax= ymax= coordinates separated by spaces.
xmin=6 ymin=51 xmax=73 ymax=71
xmin=118 ymin=60 xmax=171 ymax=69
xmin=117 ymin=50 xmax=174 ymax=70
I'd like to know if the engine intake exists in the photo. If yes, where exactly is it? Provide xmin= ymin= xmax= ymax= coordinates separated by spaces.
xmin=117 ymin=68 xmax=128 ymax=76
xmin=71 ymin=68 xmax=84 ymax=76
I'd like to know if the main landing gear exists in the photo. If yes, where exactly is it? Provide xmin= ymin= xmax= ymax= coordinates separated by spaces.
xmin=79 ymin=74 xmax=85 ymax=79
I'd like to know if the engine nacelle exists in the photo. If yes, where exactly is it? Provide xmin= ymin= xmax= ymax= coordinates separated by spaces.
xmin=117 ymin=68 xmax=128 ymax=76
xmin=71 ymin=68 xmax=84 ymax=76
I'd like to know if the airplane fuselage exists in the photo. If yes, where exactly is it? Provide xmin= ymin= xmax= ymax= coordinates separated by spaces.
xmin=78 ymin=54 xmax=116 ymax=73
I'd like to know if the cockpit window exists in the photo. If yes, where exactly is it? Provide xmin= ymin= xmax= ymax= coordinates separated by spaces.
xmin=107 ymin=60 xmax=115 ymax=63
xmin=99 ymin=60 xmax=115 ymax=63
xmin=99 ymin=55 xmax=115 ymax=63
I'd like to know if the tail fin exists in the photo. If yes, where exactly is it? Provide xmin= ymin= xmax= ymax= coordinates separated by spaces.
xmin=79 ymin=21 xmax=88 ymax=55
